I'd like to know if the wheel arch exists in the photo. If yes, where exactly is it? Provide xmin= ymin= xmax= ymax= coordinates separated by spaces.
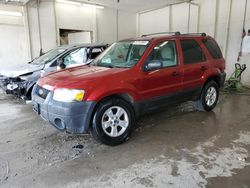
xmin=204 ymin=74 xmax=221 ymax=88
xmin=87 ymin=92 xmax=138 ymax=131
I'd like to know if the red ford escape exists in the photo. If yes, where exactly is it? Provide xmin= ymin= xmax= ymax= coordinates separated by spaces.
xmin=32 ymin=32 xmax=226 ymax=146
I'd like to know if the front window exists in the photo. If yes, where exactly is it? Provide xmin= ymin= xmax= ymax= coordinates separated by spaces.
xmin=31 ymin=48 xmax=66 ymax=65
xmin=94 ymin=41 xmax=149 ymax=68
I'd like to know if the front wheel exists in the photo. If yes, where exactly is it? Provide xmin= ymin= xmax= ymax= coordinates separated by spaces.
xmin=90 ymin=98 xmax=135 ymax=146
xmin=194 ymin=80 xmax=219 ymax=112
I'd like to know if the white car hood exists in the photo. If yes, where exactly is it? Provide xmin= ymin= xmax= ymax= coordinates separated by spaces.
xmin=0 ymin=63 xmax=43 ymax=78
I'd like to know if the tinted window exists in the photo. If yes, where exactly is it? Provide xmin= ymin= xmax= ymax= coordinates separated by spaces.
xmin=202 ymin=39 xmax=223 ymax=59
xmin=181 ymin=40 xmax=206 ymax=64
xmin=147 ymin=41 xmax=177 ymax=68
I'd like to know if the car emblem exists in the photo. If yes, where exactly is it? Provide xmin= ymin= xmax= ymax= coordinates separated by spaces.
xmin=38 ymin=89 xmax=44 ymax=95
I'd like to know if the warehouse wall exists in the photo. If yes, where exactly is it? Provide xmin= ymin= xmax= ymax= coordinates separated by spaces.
xmin=56 ymin=2 xmax=97 ymax=42
xmin=138 ymin=6 xmax=170 ymax=36
xmin=0 ymin=0 xmax=137 ymax=65
xmin=0 ymin=5 xmax=30 ymax=66
xmin=137 ymin=0 xmax=250 ymax=86
xmin=96 ymin=8 xmax=136 ymax=43
xmin=196 ymin=0 xmax=250 ymax=86
xmin=138 ymin=3 xmax=198 ymax=36
xmin=27 ymin=0 xmax=57 ymax=59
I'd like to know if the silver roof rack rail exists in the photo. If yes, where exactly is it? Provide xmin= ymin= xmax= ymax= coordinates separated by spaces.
xmin=181 ymin=33 xmax=207 ymax=37
xmin=141 ymin=31 xmax=181 ymax=37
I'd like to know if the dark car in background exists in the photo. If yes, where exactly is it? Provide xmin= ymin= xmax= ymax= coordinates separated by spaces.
xmin=0 ymin=43 xmax=108 ymax=100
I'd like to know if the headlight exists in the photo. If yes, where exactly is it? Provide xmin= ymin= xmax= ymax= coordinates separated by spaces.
xmin=53 ymin=88 xmax=85 ymax=102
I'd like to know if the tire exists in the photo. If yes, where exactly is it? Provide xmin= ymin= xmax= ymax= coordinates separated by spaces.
xmin=194 ymin=80 xmax=219 ymax=112
xmin=90 ymin=98 xmax=135 ymax=146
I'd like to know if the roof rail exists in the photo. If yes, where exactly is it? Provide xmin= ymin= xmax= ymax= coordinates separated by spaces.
xmin=141 ymin=31 xmax=181 ymax=37
xmin=181 ymin=33 xmax=207 ymax=37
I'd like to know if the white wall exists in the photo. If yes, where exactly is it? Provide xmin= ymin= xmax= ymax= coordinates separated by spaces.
xmin=96 ymin=8 xmax=136 ymax=43
xmin=171 ymin=3 xmax=189 ymax=33
xmin=197 ymin=0 xmax=250 ymax=86
xmin=96 ymin=7 xmax=117 ymax=43
xmin=137 ymin=0 xmax=250 ymax=86
xmin=27 ymin=0 xmax=57 ymax=59
xmin=138 ymin=3 xmax=199 ymax=36
xmin=0 ymin=25 xmax=30 ymax=66
xmin=56 ymin=2 xmax=97 ymax=43
xmin=139 ymin=6 xmax=170 ymax=36
xmin=118 ymin=10 xmax=136 ymax=40
xmin=0 ymin=5 xmax=30 ymax=66
xmin=39 ymin=1 xmax=57 ymax=52
xmin=10 ymin=0 xmax=136 ymax=63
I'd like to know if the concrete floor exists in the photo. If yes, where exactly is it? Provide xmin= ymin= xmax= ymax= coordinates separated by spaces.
xmin=0 ymin=91 xmax=250 ymax=188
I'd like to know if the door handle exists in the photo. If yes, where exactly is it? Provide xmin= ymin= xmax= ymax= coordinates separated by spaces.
xmin=172 ymin=71 xmax=181 ymax=77
xmin=201 ymin=66 xmax=207 ymax=71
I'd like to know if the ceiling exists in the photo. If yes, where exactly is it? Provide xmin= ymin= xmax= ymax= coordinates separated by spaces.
xmin=78 ymin=0 xmax=190 ymax=12
xmin=0 ymin=0 xmax=193 ymax=12
xmin=0 ymin=0 xmax=29 ymax=5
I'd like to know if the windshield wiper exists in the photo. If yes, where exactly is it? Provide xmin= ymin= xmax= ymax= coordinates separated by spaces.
xmin=97 ymin=64 xmax=115 ymax=68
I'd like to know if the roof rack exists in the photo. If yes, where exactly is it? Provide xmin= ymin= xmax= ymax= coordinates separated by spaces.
xmin=181 ymin=33 xmax=207 ymax=37
xmin=141 ymin=31 xmax=181 ymax=37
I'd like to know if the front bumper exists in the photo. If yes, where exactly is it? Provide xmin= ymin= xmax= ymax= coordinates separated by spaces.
xmin=0 ymin=76 xmax=28 ymax=96
xmin=32 ymin=84 xmax=96 ymax=134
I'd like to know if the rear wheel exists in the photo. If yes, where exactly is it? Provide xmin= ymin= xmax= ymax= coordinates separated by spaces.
xmin=194 ymin=80 xmax=219 ymax=111
xmin=90 ymin=98 xmax=135 ymax=146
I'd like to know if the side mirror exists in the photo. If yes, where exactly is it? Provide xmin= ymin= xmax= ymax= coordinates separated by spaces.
xmin=56 ymin=58 xmax=66 ymax=69
xmin=143 ymin=60 xmax=163 ymax=71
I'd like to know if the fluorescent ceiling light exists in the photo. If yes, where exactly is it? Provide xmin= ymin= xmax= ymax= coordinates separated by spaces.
xmin=57 ymin=0 xmax=81 ymax=6
xmin=83 ymin=3 xmax=104 ymax=9
xmin=0 ymin=10 xmax=22 ymax=17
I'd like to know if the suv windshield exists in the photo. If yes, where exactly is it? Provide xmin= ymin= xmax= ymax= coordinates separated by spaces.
xmin=94 ymin=41 xmax=149 ymax=68
xmin=31 ymin=48 xmax=66 ymax=65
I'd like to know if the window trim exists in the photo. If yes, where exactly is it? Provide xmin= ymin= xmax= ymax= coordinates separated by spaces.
xmin=143 ymin=39 xmax=179 ymax=70
xmin=180 ymin=39 xmax=207 ymax=65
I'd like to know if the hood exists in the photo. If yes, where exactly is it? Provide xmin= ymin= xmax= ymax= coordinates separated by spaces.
xmin=0 ymin=63 xmax=43 ymax=78
xmin=38 ymin=65 xmax=127 ymax=89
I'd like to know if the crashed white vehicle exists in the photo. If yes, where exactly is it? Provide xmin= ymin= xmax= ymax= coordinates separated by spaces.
xmin=0 ymin=43 xmax=107 ymax=100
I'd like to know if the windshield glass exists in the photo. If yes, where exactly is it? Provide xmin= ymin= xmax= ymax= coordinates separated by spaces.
xmin=31 ymin=48 xmax=66 ymax=65
xmin=94 ymin=41 xmax=149 ymax=68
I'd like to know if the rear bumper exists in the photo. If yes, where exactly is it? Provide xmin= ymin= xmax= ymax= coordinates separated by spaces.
xmin=32 ymin=85 xmax=96 ymax=134
xmin=219 ymin=72 xmax=226 ymax=87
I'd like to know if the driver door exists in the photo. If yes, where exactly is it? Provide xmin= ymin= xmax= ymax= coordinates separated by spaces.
xmin=139 ymin=40 xmax=183 ymax=106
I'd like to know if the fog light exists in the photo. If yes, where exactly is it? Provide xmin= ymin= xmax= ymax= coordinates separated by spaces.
xmin=54 ymin=118 xmax=65 ymax=130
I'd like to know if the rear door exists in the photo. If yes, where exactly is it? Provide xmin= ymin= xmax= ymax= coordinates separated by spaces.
xmin=139 ymin=40 xmax=183 ymax=105
xmin=180 ymin=39 xmax=209 ymax=97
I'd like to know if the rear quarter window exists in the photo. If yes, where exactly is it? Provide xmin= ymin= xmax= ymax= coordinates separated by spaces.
xmin=180 ymin=39 xmax=206 ymax=64
xmin=202 ymin=39 xmax=223 ymax=59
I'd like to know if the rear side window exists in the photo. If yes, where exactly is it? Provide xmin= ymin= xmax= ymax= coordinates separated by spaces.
xmin=202 ymin=39 xmax=223 ymax=59
xmin=180 ymin=39 xmax=206 ymax=64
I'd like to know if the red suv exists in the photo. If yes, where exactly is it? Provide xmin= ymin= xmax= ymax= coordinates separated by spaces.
xmin=32 ymin=32 xmax=226 ymax=145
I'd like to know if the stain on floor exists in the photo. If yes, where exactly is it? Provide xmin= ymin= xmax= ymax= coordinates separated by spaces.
xmin=0 ymin=91 xmax=250 ymax=188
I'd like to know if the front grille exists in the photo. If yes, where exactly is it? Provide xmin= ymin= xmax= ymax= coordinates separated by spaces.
xmin=35 ymin=85 xmax=50 ymax=99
